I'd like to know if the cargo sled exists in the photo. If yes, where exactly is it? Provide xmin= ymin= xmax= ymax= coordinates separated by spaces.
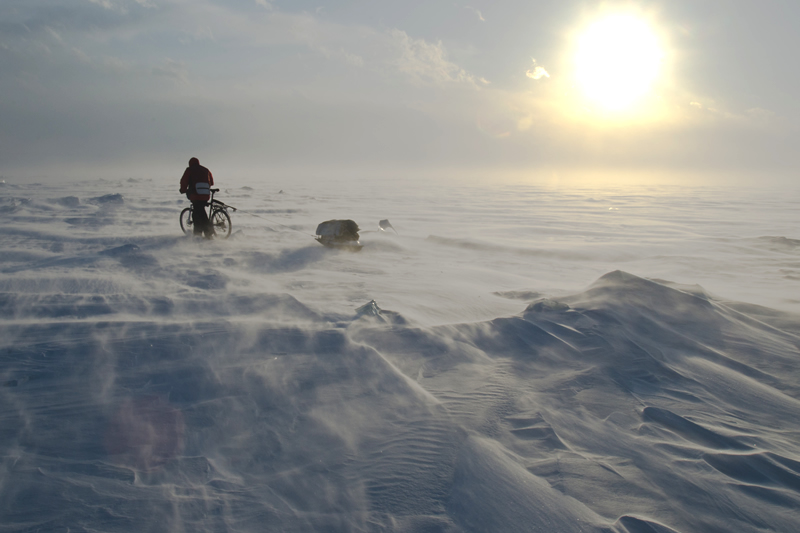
xmin=315 ymin=219 xmax=363 ymax=251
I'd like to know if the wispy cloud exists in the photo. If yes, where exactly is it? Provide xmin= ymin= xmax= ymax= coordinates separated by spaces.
xmin=70 ymin=46 xmax=128 ymax=73
xmin=1 ymin=0 xmax=158 ymax=37
xmin=389 ymin=29 xmax=477 ymax=87
xmin=152 ymin=58 xmax=188 ymax=82
xmin=317 ymin=45 xmax=364 ymax=67
xmin=44 ymin=26 xmax=64 ymax=44
xmin=687 ymin=99 xmax=776 ymax=126
xmin=88 ymin=0 xmax=114 ymax=9
xmin=88 ymin=0 xmax=156 ymax=12
xmin=464 ymin=6 xmax=485 ymax=22
xmin=526 ymin=58 xmax=549 ymax=80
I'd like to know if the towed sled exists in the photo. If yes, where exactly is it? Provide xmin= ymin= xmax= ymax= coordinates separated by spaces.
xmin=315 ymin=219 xmax=363 ymax=251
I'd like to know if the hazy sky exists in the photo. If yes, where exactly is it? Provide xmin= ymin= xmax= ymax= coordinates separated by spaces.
xmin=1 ymin=0 xmax=798 ymax=182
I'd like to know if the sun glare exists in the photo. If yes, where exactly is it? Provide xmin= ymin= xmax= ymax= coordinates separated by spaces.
xmin=575 ymin=15 xmax=663 ymax=112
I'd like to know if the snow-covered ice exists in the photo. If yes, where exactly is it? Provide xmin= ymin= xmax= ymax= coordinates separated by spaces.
xmin=1 ymin=174 xmax=799 ymax=532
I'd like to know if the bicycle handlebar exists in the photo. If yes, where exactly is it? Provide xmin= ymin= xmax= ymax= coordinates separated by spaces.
xmin=210 ymin=188 xmax=220 ymax=193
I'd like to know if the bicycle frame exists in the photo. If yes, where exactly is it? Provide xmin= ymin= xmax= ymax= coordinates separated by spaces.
xmin=180 ymin=188 xmax=237 ymax=238
xmin=208 ymin=189 xmax=236 ymax=213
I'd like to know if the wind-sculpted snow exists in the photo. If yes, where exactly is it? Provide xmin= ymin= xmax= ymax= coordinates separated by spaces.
xmin=1 ymin=178 xmax=800 ymax=532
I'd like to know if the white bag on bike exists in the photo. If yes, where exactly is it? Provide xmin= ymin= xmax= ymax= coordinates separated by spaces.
xmin=194 ymin=182 xmax=210 ymax=196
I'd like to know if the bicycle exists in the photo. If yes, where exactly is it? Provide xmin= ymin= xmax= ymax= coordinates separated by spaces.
xmin=179 ymin=188 xmax=236 ymax=239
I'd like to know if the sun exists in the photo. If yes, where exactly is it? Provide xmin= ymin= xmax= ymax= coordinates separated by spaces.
xmin=574 ymin=14 xmax=664 ymax=112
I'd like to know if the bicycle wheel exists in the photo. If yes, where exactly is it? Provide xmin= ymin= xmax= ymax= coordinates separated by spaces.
xmin=210 ymin=208 xmax=232 ymax=239
xmin=179 ymin=207 xmax=193 ymax=235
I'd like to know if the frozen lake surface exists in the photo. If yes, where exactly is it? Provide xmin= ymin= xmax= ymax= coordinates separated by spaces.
xmin=1 ymin=174 xmax=800 ymax=532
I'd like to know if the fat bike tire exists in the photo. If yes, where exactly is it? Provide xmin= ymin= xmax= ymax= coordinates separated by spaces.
xmin=210 ymin=208 xmax=232 ymax=239
xmin=179 ymin=207 xmax=193 ymax=235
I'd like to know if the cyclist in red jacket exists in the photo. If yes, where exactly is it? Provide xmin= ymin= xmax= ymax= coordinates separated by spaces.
xmin=179 ymin=157 xmax=215 ymax=238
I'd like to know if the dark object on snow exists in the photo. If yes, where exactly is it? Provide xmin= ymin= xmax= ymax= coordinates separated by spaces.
xmin=379 ymin=219 xmax=398 ymax=234
xmin=315 ymin=219 xmax=363 ymax=250
xmin=354 ymin=300 xmax=407 ymax=325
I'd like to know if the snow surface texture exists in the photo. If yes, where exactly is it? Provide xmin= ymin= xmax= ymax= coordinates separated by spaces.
xmin=2 ymin=176 xmax=800 ymax=532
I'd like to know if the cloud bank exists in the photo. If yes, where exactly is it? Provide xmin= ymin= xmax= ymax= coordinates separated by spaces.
xmin=0 ymin=0 xmax=797 ymax=181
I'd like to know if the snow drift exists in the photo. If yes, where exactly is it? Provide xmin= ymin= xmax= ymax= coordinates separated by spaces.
xmin=1 ymin=178 xmax=799 ymax=532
